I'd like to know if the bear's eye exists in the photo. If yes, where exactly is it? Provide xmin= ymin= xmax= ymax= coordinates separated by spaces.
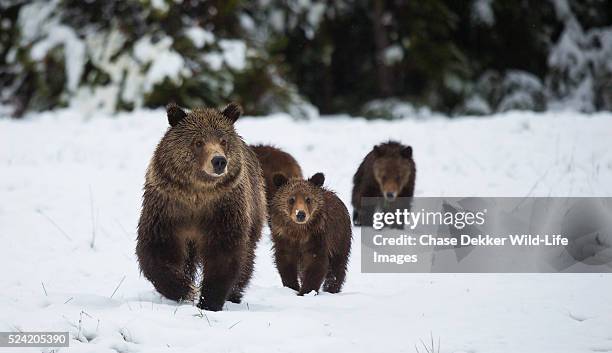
xmin=382 ymin=176 xmax=387 ymax=182
xmin=305 ymin=197 xmax=311 ymax=204
xmin=195 ymin=140 xmax=203 ymax=148
xmin=220 ymin=138 xmax=227 ymax=147
xmin=395 ymin=176 xmax=400 ymax=182
xmin=289 ymin=197 xmax=295 ymax=205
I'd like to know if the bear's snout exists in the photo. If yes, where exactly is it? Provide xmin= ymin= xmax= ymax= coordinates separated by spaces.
xmin=296 ymin=210 xmax=307 ymax=223
xmin=290 ymin=196 xmax=311 ymax=224
xmin=197 ymin=141 xmax=228 ymax=177
xmin=211 ymin=155 xmax=227 ymax=175
xmin=384 ymin=191 xmax=397 ymax=201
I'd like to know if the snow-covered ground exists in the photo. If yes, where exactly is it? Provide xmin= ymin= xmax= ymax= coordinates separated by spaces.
xmin=1 ymin=109 xmax=611 ymax=353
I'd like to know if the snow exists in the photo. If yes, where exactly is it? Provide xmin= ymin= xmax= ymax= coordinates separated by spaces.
xmin=546 ymin=2 xmax=612 ymax=112
xmin=551 ymin=0 xmax=572 ymax=21
xmin=461 ymin=95 xmax=491 ymax=115
xmin=269 ymin=9 xmax=285 ymax=33
xmin=18 ymin=0 xmax=86 ymax=93
xmin=69 ymin=85 xmax=120 ymax=117
xmin=134 ymin=36 xmax=188 ymax=93
xmin=497 ymin=70 xmax=545 ymax=112
xmin=29 ymin=25 xmax=86 ymax=93
xmin=383 ymin=45 xmax=404 ymax=66
xmin=1 ymin=109 xmax=612 ymax=353
xmin=471 ymin=0 xmax=495 ymax=26
xmin=11 ymin=4 xmax=253 ymax=115
xmin=219 ymin=40 xmax=247 ymax=71
xmin=202 ymin=40 xmax=247 ymax=72
xmin=145 ymin=52 xmax=186 ymax=92
xmin=306 ymin=3 xmax=326 ymax=30
xmin=150 ymin=0 xmax=169 ymax=14
xmin=362 ymin=98 xmax=435 ymax=120
xmin=67 ymin=31 xmax=191 ymax=114
xmin=17 ymin=0 xmax=58 ymax=44
xmin=203 ymin=52 xmax=224 ymax=71
xmin=239 ymin=14 xmax=256 ymax=33
xmin=184 ymin=27 xmax=215 ymax=49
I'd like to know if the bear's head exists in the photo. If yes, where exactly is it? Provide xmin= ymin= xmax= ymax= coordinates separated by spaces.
xmin=372 ymin=142 xmax=413 ymax=202
xmin=272 ymin=173 xmax=325 ymax=225
xmin=152 ymin=102 xmax=245 ymax=188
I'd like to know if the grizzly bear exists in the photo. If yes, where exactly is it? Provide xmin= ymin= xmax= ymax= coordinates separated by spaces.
xmin=270 ymin=173 xmax=352 ymax=295
xmin=136 ymin=102 xmax=266 ymax=311
xmin=351 ymin=141 xmax=416 ymax=226
xmin=250 ymin=144 xmax=303 ymax=208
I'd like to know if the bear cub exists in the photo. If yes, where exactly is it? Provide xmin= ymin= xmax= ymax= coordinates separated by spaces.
xmin=250 ymin=144 xmax=303 ymax=210
xmin=351 ymin=141 xmax=416 ymax=226
xmin=270 ymin=173 xmax=352 ymax=295
xmin=136 ymin=103 xmax=266 ymax=311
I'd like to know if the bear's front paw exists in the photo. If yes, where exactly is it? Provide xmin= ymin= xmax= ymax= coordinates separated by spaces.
xmin=197 ymin=299 xmax=223 ymax=312
xmin=227 ymin=293 xmax=242 ymax=304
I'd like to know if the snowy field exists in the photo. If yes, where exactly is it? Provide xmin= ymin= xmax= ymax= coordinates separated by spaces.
xmin=1 ymin=109 xmax=612 ymax=353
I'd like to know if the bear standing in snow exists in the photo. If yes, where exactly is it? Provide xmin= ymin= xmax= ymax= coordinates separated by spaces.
xmin=136 ymin=103 xmax=266 ymax=311
xmin=269 ymin=173 xmax=352 ymax=295
xmin=351 ymin=141 xmax=416 ymax=226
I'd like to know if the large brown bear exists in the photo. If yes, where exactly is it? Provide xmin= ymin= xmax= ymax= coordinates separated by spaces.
xmin=270 ymin=173 xmax=352 ymax=295
xmin=136 ymin=103 xmax=266 ymax=311
xmin=351 ymin=141 xmax=416 ymax=226
xmin=250 ymin=144 xmax=302 ymax=208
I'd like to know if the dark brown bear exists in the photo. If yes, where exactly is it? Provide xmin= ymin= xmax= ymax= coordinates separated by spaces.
xmin=136 ymin=103 xmax=266 ymax=311
xmin=250 ymin=144 xmax=303 ymax=208
xmin=351 ymin=141 xmax=416 ymax=226
xmin=270 ymin=173 xmax=352 ymax=295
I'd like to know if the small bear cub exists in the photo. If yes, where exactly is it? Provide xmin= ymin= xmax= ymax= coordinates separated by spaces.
xmin=270 ymin=173 xmax=352 ymax=295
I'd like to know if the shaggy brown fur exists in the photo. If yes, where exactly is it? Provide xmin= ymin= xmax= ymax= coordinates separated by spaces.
xmin=250 ymin=144 xmax=303 ymax=208
xmin=136 ymin=102 xmax=266 ymax=311
xmin=351 ymin=141 xmax=416 ymax=226
xmin=270 ymin=173 xmax=352 ymax=295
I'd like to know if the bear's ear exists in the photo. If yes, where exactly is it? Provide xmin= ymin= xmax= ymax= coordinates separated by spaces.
xmin=273 ymin=173 xmax=288 ymax=188
xmin=373 ymin=145 xmax=384 ymax=157
xmin=221 ymin=102 xmax=243 ymax=124
xmin=400 ymin=146 xmax=412 ymax=159
xmin=167 ymin=103 xmax=187 ymax=127
xmin=308 ymin=173 xmax=325 ymax=187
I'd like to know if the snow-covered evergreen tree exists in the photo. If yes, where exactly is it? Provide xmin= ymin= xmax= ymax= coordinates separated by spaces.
xmin=1 ymin=0 xmax=610 ymax=118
